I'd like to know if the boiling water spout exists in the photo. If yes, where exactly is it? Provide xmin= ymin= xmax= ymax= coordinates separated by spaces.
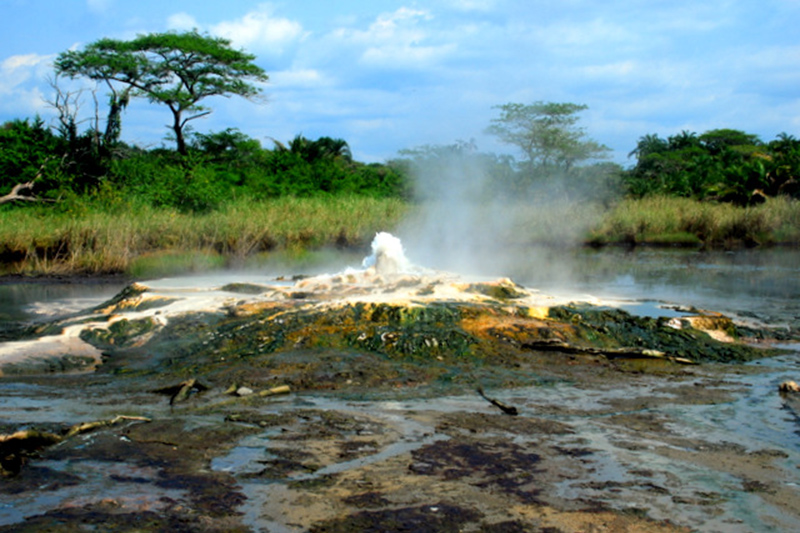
xmin=362 ymin=232 xmax=414 ymax=275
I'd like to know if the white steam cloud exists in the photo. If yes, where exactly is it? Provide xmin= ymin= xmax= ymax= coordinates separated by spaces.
xmin=395 ymin=145 xmax=608 ymax=283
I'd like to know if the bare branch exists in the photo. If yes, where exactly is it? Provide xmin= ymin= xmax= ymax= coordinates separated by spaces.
xmin=181 ymin=110 xmax=212 ymax=128
xmin=45 ymin=75 xmax=90 ymax=140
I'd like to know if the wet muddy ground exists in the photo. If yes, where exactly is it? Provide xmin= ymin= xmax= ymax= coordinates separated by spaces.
xmin=1 ymin=270 xmax=799 ymax=532
xmin=1 ymin=348 xmax=799 ymax=533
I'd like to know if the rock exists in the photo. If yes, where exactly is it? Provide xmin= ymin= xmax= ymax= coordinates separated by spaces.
xmin=236 ymin=386 xmax=254 ymax=397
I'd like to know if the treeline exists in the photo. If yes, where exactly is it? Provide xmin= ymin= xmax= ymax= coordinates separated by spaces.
xmin=3 ymin=114 xmax=800 ymax=215
xmin=0 ymin=118 xmax=408 ymax=212
xmin=624 ymin=129 xmax=800 ymax=205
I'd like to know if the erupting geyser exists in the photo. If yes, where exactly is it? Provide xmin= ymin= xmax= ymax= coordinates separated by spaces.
xmin=361 ymin=232 xmax=416 ymax=276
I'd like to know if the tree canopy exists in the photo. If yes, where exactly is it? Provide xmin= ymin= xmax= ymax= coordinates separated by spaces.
xmin=485 ymin=101 xmax=610 ymax=174
xmin=55 ymin=30 xmax=268 ymax=155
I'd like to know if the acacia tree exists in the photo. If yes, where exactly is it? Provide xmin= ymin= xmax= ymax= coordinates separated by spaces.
xmin=486 ymin=101 xmax=609 ymax=174
xmin=55 ymin=30 xmax=268 ymax=155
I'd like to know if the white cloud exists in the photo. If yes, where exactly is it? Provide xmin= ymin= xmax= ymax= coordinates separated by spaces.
xmin=270 ymin=68 xmax=328 ymax=89
xmin=332 ymin=7 xmax=455 ymax=68
xmin=360 ymin=41 xmax=456 ymax=67
xmin=0 ymin=54 xmax=53 ymax=93
xmin=167 ymin=12 xmax=199 ymax=32
xmin=733 ymin=44 xmax=800 ymax=76
xmin=529 ymin=17 xmax=637 ymax=55
xmin=582 ymin=60 xmax=637 ymax=78
xmin=210 ymin=4 xmax=305 ymax=54
xmin=0 ymin=53 xmax=55 ymax=116
xmin=440 ymin=0 xmax=498 ymax=12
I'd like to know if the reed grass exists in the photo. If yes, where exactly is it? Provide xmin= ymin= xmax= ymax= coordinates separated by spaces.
xmin=589 ymin=195 xmax=800 ymax=247
xmin=0 ymin=196 xmax=408 ymax=276
xmin=1 ymin=195 xmax=798 ymax=277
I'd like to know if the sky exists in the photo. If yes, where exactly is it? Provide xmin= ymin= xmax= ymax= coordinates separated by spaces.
xmin=3 ymin=0 xmax=800 ymax=165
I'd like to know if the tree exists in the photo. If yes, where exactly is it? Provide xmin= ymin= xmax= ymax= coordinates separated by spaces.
xmin=284 ymin=135 xmax=353 ymax=164
xmin=55 ymin=30 xmax=268 ymax=155
xmin=485 ymin=101 xmax=610 ymax=174
xmin=191 ymin=128 xmax=262 ymax=163
xmin=698 ymin=129 xmax=761 ymax=155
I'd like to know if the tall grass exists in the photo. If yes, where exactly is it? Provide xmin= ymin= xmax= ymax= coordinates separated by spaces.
xmin=590 ymin=195 xmax=800 ymax=247
xmin=0 ymin=196 xmax=408 ymax=276
xmin=2 ymin=195 xmax=798 ymax=277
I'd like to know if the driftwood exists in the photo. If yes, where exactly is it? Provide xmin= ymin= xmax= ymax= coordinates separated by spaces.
xmin=779 ymin=380 xmax=800 ymax=393
xmin=477 ymin=387 xmax=519 ymax=416
xmin=63 ymin=415 xmax=151 ymax=439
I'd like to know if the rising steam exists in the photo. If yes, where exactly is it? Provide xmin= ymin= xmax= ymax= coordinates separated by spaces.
xmin=393 ymin=144 xmax=606 ymax=283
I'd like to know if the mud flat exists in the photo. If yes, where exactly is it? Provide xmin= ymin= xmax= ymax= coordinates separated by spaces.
xmin=1 ymin=262 xmax=799 ymax=532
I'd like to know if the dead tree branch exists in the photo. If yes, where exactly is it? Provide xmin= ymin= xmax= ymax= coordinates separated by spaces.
xmin=0 ymin=181 xmax=39 ymax=205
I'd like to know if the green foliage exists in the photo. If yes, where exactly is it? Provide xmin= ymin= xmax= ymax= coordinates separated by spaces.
xmin=624 ymin=129 xmax=800 ymax=204
xmin=0 ymin=118 xmax=65 ymax=197
xmin=96 ymin=131 xmax=407 ymax=212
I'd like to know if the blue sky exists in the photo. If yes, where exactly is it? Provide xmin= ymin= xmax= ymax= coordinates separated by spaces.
xmin=3 ymin=0 xmax=800 ymax=164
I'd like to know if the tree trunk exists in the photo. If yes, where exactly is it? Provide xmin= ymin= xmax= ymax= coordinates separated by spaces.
xmin=173 ymin=111 xmax=187 ymax=156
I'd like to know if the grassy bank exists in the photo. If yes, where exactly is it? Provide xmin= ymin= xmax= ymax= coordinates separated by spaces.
xmin=2 ymin=195 xmax=799 ymax=277
xmin=589 ymin=195 xmax=800 ymax=247
xmin=0 ymin=196 xmax=408 ymax=277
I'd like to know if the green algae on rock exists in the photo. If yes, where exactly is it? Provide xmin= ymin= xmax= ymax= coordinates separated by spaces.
xmin=3 ymin=264 xmax=778 ymax=389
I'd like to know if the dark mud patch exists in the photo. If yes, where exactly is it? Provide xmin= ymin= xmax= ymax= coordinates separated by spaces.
xmin=241 ymin=446 xmax=320 ymax=480
xmin=341 ymin=490 xmax=392 ymax=508
xmin=310 ymin=501 xmax=483 ymax=533
xmin=0 ymin=465 xmax=82 ymax=495
xmin=1 ymin=499 xmax=251 ymax=533
xmin=410 ymin=438 xmax=545 ymax=504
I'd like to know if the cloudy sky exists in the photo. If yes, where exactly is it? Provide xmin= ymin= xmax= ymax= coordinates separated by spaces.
xmin=3 ymin=0 xmax=800 ymax=164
